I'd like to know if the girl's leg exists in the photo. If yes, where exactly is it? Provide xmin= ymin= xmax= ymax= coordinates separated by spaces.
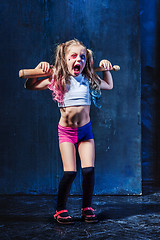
xmin=59 ymin=142 xmax=77 ymax=171
xmin=78 ymin=139 xmax=97 ymax=222
xmin=57 ymin=142 xmax=77 ymax=211
xmin=78 ymin=139 xmax=95 ymax=208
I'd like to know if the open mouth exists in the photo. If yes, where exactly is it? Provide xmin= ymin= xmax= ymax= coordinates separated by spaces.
xmin=73 ymin=64 xmax=81 ymax=74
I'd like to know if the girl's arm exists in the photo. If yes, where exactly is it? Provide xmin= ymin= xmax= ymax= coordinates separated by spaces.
xmin=25 ymin=62 xmax=52 ymax=90
xmin=99 ymin=60 xmax=113 ymax=90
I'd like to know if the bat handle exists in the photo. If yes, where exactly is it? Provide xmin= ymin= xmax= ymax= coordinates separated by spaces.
xmin=19 ymin=69 xmax=52 ymax=79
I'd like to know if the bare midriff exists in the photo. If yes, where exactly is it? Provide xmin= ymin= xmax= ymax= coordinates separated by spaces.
xmin=59 ymin=105 xmax=90 ymax=128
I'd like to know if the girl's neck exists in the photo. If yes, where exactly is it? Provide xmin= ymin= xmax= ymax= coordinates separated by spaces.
xmin=70 ymin=73 xmax=83 ymax=80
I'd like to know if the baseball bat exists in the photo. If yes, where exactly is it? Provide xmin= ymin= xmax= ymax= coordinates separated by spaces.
xmin=19 ymin=65 xmax=120 ymax=79
xmin=19 ymin=69 xmax=52 ymax=79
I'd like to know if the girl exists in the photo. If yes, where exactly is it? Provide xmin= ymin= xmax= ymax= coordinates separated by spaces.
xmin=25 ymin=39 xmax=113 ymax=224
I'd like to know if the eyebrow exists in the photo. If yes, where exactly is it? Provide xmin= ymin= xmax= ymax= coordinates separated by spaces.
xmin=70 ymin=52 xmax=86 ymax=55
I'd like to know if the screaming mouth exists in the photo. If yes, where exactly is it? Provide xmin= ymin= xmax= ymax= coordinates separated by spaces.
xmin=74 ymin=64 xmax=80 ymax=72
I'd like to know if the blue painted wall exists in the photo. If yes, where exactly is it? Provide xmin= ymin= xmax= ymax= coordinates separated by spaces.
xmin=0 ymin=0 xmax=141 ymax=194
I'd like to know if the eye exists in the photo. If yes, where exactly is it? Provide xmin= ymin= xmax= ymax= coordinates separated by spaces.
xmin=71 ymin=54 xmax=77 ymax=59
xmin=81 ymin=54 xmax=86 ymax=60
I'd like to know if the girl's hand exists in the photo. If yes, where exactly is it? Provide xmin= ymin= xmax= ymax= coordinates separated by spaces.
xmin=35 ymin=62 xmax=51 ymax=73
xmin=99 ymin=60 xmax=112 ymax=71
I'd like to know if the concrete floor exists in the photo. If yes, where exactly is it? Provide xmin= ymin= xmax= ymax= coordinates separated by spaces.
xmin=0 ymin=190 xmax=160 ymax=240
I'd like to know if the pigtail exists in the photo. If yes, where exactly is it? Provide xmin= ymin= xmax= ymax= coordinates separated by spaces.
xmin=83 ymin=49 xmax=101 ymax=88
xmin=54 ymin=44 xmax=69 ymax=90
xmin=83 ymin=49 xmax=102 ymax=108
xmin=48 ymin=43 xmax=70 ymax=103
xmin=84 ymin=49 xmax=94 ymax=74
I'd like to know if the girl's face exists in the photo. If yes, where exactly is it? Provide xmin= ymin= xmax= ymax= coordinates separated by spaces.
xmin=65 ymin=44 xmax=86 ymax=77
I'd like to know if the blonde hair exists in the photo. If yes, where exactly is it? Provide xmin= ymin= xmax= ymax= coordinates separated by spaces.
xmin=48 ymin=39 xmax=101 ymax=106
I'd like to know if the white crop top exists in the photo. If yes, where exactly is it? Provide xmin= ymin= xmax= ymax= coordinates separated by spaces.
xmin=58 ymin=74 xmax=91 ymax=107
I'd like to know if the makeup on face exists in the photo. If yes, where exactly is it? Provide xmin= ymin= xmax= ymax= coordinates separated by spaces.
xmin=66 ymin=45 xmax=86 ymax=76
xmin=70 ymin=53 xmax=86 ymax=61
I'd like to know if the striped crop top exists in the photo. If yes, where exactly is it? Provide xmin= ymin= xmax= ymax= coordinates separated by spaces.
xmin=58 ymin=74 xmax=91 ymax=107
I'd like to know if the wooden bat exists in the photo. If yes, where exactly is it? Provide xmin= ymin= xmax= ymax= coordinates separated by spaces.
xmin=19 ymin=65 xmax=120 ymax=79
xmin=19 ymin=69 xmax=53 ymax=79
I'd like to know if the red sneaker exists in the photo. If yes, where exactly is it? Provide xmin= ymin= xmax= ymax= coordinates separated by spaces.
xmin=81 ymin=207 xmax=98 ymax=223
xmin=54 ymin=210 xmax=74 ymax=225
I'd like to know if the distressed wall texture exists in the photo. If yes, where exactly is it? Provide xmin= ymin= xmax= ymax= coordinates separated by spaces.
xmin=0 ymin=0 xmax=141 ymax=194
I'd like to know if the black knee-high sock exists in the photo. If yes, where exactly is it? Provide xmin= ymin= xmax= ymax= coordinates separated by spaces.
xmin=82 ymin=167 xmax=95 ymax=208
xmin=57 ymin=171 xmax=76 ymax=211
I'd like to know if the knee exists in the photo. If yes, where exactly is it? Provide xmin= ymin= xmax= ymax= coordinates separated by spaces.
xmin=81 ymin=167 xmax=95 ymax=187
xmin=82 ymin=167 xmax=94 ymax=176
xmin=63 ymin=171 xmax=77 ymax=181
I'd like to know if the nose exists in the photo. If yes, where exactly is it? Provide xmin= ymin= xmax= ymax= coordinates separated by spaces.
xmin=76 ymin=55 xmax=81 ymax=61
